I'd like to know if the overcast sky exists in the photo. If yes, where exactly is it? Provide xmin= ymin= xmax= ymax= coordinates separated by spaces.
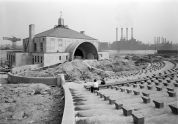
xmin=0 ymin=0 xmax=178 ymax=45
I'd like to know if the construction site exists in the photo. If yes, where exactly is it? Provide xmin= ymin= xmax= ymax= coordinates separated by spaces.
xmin=0 ymin=51 xmax=178 ymax=124
xmin=0 ymin=1 xmax=178 ymax=124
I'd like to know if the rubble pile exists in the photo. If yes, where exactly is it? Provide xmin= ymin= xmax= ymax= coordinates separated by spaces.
xmin=20 ymin=59 xmax=139 ymax=81
xmin=0 ymin=83 xmax=64 ymax=124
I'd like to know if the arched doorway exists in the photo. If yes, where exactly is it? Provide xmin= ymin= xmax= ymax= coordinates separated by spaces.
xmin=74 ymin=48 xmax=84 ymax=59
xmin=74 ymin=42 xmax=98 ymax=60
xmin=65 ymin=41 xmax=98 ymax=60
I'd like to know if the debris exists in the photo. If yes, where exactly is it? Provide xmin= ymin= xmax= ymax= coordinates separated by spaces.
xmin=0 ymin=83 xmax=64 ymax=123
xmin=13 ymin=111 xmax=25 ymax=120
xmin=19 ymin=59 xmax=138 ymax=82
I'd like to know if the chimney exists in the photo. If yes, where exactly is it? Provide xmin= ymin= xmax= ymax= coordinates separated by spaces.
xmin=131 ymin=27 xmax=133 ymax=39
xmin=164 ymin=38 xmax=166 ymax=43
xmin=116 ymin=27 xmax=118 ymax=41
xmin=126 ymin=28 xmax=128 ymax=40
xmin=29 ymin=24 xmax=35 ymax=52
xmin=80 ymin=31 xmax=85 ymax=34
xmin=121 ymin=28 xmax=123 ymax=40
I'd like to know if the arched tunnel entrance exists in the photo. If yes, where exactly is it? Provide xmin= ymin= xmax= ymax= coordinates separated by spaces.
xmin=74 ymin=42 xmax=98 ymax=60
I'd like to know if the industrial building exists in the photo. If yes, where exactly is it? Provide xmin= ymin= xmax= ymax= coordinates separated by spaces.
xmin=7 ymin=15 xmax=109 ymax=67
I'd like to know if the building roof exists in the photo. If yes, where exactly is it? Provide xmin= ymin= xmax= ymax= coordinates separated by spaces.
xmin=35 ymin=26 xmax=97 ymax=40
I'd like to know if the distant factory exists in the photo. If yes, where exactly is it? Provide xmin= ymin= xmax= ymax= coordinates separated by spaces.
xmin=109 ymin=27 xmax=147 ymax=50
xmin=116 ymin=27 xmax=135 ymax=41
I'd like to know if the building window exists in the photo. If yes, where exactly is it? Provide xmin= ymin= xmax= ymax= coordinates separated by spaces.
xmin=32 ymin=56 xmax=34 ymax=64
xmin=66 ymin=56 xmax=68 ymax=60
xmin=13 ymin=55 xmax=15 ymax=62
xmin=34 ymin=43 xmax=37 ymax=52
xmin=40 ymin=42 xmax=43 ymax=52
xmin=34 ymin=56 xmax=36 ymax=62
xmin=59 ymin=56 xmax=61 ymax=60
xmin=37 ymin=56 xmax=39 ymax=63
xmin=41 ymin=56 xmax=43 ymax=63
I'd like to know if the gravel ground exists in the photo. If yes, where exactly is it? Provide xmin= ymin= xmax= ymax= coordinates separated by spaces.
xmin=0 ymin=83 xmax=64 ymax=124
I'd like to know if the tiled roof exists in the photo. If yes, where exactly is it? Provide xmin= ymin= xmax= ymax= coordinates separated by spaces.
xmin=35 ymin=26 xmax=96 ymax=40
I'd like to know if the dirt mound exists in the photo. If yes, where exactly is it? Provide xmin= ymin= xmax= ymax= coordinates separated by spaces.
xmin=20 ymin=59 xmax=139 ymax=82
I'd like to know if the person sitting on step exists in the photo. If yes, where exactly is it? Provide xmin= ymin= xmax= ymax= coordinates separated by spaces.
xmin=100 ymin=78 xmax=106 ymax=85
xmin=93 ymin=79 xmax=99 ymax=92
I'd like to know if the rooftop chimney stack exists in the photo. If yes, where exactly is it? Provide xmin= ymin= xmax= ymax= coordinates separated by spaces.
xmin=29 ymin=24 xmax=35 ymax=52
xmin=131 ymin=27 xmax=133 ymax=39
xmin=80 ymin=31 xmax=85 ymax=34
xmin=126 ymin=28 xmax=128 ymax=40
xmin=58 ymin=11 xmax=64 ymax=26
xmin=121 ymin=28 xmax=123 ymax=40
xmin=116 ymin=27 xmax=118 ymax=41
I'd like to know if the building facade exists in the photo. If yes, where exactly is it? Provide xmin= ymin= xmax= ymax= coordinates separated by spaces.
xmin=7 ymin=15 xmax=109 ymax=67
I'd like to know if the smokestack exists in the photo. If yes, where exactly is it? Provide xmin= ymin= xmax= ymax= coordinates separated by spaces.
xmin=164 ymin=38 xmax=166 ymax=43
xmin=131 ymin=27 xmax=133 ymax=39
xmin=158 ymin=37 xmax=161 ymax=43
xmin=161 ymin=37 xmax=164 ymax=43
xmin=121 ymin=28 xmax=123 ymax=40
xmin=29 ymin=24 xmax=35 ymax=52
xmin=116 ymin=27 xmax=118 ymax=41
xmin=126 ymin=28 xmax=128 ymax=40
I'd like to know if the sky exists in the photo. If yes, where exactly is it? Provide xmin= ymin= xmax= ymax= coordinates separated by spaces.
xmin=0 ymin=0 xmax=178 ymax=46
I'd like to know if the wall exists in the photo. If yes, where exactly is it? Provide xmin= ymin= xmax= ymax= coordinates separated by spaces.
xmin=43 ymin=53 xmax=69 ymax=66
xmin=45 ymin=37 xmax=99 ymax=53
xmin=8 ymin=73 xmax=57 ymax=85
xmin=7 ymin=51 xmax=32 ymax=67
xmin=15 ymin=53 xmax=32 ymax=66
xmin=98 ymin=52 xmax=109 ymax=60
xmin=61 ymin=83 xmax=75 ymax=124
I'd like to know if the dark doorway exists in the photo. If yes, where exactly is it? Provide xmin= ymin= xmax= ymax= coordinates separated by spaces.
xmin=74 ymin=49 xmax=84 ymax=59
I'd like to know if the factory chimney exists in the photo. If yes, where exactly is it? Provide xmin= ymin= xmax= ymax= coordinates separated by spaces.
xmin=116 ymin=27 xmax=118 ymax=41
xmin=29 ymin=24 xmax=35 ymax=52
xmin=131 ymin=27 xmax=133 ymax=39
xmin=126 ymin=28 xmax=128 ymax=40
xmin=121 ymin=28 xmax=123 ymax=40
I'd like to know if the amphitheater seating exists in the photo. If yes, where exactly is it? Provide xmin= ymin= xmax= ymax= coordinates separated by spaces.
xmin=122 ymin=106 xmax=133 ymax=116
xmin=132 ymin=112 xmax=144 ymax=124
xmin=72 ymin=61 xmax=178 ymax=124
xmin=169 ymin=104 xmax=178 ymax=114
xmin=153 ymin=100 xmax=164 ymax=108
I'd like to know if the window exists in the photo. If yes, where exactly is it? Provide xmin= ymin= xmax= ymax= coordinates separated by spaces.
xmin=41 ymin=56 xmax=43 ymax=63
xmin=66 ymin=56 xmax=68 ymax=60
xmin=32 ymin=56 xmax=34 ymax=64
xmin=37 ymin=56 xmax=39 ymax=63
xmin=40 ymin=42 xmax=43 ymax=52
xmin=34 ymin=56 xmax=36 ymax=62
xmin=13 ymin=55 xmax=15 ymax=62
xmin=34 ymin=43 xmax=37 ymax=52
xmin=59 ymin=56 xmax=61 ymax=60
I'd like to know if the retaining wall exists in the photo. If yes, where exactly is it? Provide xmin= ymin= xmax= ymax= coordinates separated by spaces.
xmin=8 ymin=72 xmax=57 ymax=85
xmin=61 ymin=83 xmax=75 ymax=124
